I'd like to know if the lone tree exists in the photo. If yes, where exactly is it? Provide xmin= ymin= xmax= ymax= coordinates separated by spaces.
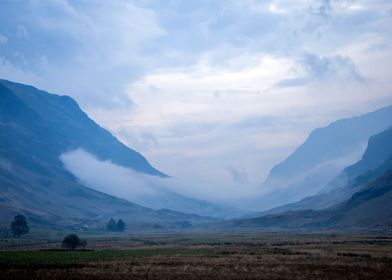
xmin=116 ymin=219 xmax=125 ymax=232
xmin=62 ymin=234 xmax=87 ymax=250
xmin=11 ymin=215 xmax=29 ymax=238
xmin=106 ymin=218 xmax=116 ymax=231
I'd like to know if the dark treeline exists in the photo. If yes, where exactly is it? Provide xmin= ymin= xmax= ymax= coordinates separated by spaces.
xmin=106 ymin=218 xmax=126 ymax=232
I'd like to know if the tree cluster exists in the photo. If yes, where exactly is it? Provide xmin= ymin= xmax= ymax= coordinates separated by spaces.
xmin=106 ymin=218 xmax=125 ymax=232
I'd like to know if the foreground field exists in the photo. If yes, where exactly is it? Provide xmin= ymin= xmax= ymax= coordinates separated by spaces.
xmin=1 ymin=232 xmax=392 ymax=279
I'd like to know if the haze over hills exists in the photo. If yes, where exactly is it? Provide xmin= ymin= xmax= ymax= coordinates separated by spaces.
xmin=230 ymin=167 xmax=392 ymax=230
xmin=230 ymin=124 xmax=392 ymax=229
xmin=254 ymin=106 xmax=392 ymax=211
xmin=1 ymin=78 xmax=392 ymax=230
xmin=0 ymin=79 xmax=221 ymax=228
xmin=60 ymin=148 xmax=245 ymax=219
xmin=1 ymin=3 xmax=392 ymax=278
xmin=260 ymin=126 xmax=392 ymax=216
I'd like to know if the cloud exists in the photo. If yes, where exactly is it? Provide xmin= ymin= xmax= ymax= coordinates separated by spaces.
xmin=116 ymin=130 xmax=159 ymax=151
xmin=301 ymin=52 xmax=364 ymax=82
xmin=0 ymin=34 xmax=7 ymax=44
xmin=226 ymin=166 xmax=249 ymax=185
xmin=275 ymin=77 xmax=310 ymax=88
xmin=2 ymin=0 xmax=392 ymax=192
xmin=0 ymin=0 xmax=165 ymax=108
xmin=276 ymin=52 xmax=364 ymax=87
xmin=61 ymin=148 xmax=159 ymax=201
xmin=60 ymin=149 xmax=262 ymax=206
xmin=16 ymin=25 xmax=29 ymax=39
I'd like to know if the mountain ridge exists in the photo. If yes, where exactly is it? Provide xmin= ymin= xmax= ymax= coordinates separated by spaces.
xmin=228 ymin=168 xmax=392 ymax=229
xmin=254 ymin=105 xmax=392 ymax=211
xmin=1 ymin=79 xmax=167 ymax=177
xmin=258 ymin=127 xmax=392 ymax=216
xmin=0 ymin=79 xmax=218 ymax=228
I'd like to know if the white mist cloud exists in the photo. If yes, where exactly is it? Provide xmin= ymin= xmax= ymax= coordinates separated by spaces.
xmin=60 ymin=148 xmax=262 ymax=208
xmin=61 ymin=148 xmax=158 ymax=201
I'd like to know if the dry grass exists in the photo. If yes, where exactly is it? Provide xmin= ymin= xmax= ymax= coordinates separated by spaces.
xmin=1 ymin=232 xmax=392 ymax=279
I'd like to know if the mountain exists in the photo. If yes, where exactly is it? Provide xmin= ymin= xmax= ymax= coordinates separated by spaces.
xmin=0 ymin=79 xmax=165 ymax=177
xmin=344 ymin=126 xmax=392 ymax=179
xmin=255 ymin=105 xmax=392 ymax=211
xmin=229 ymin=168 xmax=392 ymax=229
xmin=259 ymin=127 xmax=392 ymax=215
xmin=0 ymin=79 xmax=216 ymax=228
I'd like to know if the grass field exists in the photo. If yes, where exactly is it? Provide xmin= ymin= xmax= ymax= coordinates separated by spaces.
xmin=1 ymin=231 xmax=392 ymax=279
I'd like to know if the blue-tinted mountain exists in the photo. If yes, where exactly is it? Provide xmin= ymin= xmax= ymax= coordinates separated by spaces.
xmin=229 ymin=167 xmax=392 ymax=229
xmin=0 ymin=79 xmax=217 ymax=228
xmin=344 ymin=126 xmax=392 ymax=178
xmin=1 ymin=79 xmax=165 ymax=176
xmin=260 ymin=127 xmax=392 ymax=215
xmin=268 ymin=106 xmax=392 ymax=180
xmin=255 ymin=106 xmax=392 ymax=211
xmin=231 ymin=126 xmax=392 ymax=228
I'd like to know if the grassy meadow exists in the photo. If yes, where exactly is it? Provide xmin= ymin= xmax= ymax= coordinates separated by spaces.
xmin=1 ymin=231 xmax=392 ymax=279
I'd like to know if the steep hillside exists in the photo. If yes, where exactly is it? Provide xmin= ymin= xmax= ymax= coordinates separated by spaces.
xmin=0 ymin=79 xmax=214 ymax=228
xmin=268 ymin=106 xmax=392 ymax=180
xmin=230 ymin=169 xmax=392 ymax=229
xmin=255 ymin=106 xmax=392 ymax=210
xmin=261 ymin=127 xmax=392 ymax=215
xmin=344 ymin=127 xmax=392 ymax=179
xmin=326 ymin=169 xmax=392 ymax=228
xmin=1 ymin=79 xmax=165 ymax=176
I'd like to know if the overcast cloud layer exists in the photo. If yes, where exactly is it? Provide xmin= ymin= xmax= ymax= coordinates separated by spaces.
xmin=1 ymin=0 xmax=392 ymax=193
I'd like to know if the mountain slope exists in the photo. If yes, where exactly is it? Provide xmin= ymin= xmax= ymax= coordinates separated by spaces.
xmin=1 ymin=79 xmax=166 ymax=177
xmin=256 ymin=106 xmax=392 ymax=210
xmin=344 ymin=127 xmax=392 ymax=179
xmin=260 ymin=127 xmax=392 ymax=215
xmin=326 ymin=169 xmax=392 ymax=228
xmin=0 ymin=79 xmax=214 ymax=228
xmin=268 ymin=106 xmax=392 ymax=180
xmin=230 ymin=168 xmax=392 ymax=229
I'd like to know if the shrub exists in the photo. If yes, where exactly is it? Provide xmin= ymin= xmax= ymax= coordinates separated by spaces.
xmin=62 ymin=234 xmax=87 ymax=250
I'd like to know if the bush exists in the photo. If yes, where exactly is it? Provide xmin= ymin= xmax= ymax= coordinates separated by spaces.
xmin=62 ymin=234 xmax=87 ymax=250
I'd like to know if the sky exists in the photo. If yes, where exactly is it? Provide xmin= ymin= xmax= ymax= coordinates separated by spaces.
xmin=1 ymin=0 xmax=392 ymax=195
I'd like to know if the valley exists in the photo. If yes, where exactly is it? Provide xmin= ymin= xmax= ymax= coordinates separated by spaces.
xmin=1 ymin=1 xmax=392 ymax=279
xmin=1 ymin=231 xmax=392 ymax=279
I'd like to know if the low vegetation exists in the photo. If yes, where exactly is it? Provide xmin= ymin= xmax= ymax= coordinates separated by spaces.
xmin=61 ymin=234 xmax=87 ymax=250
xmin=1 ymin=232 xmax=392 ymax=279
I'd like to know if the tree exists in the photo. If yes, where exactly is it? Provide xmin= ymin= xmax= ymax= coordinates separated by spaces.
xmin=116 ymin=219 xmax=125 ymax=232
xmin=106 ymin=218 xmax=116 ymax=231
xmin=11 ymin=215 xmax=29 ymax=238
xmin=62 ymin=234 xmax=87 ymax=250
